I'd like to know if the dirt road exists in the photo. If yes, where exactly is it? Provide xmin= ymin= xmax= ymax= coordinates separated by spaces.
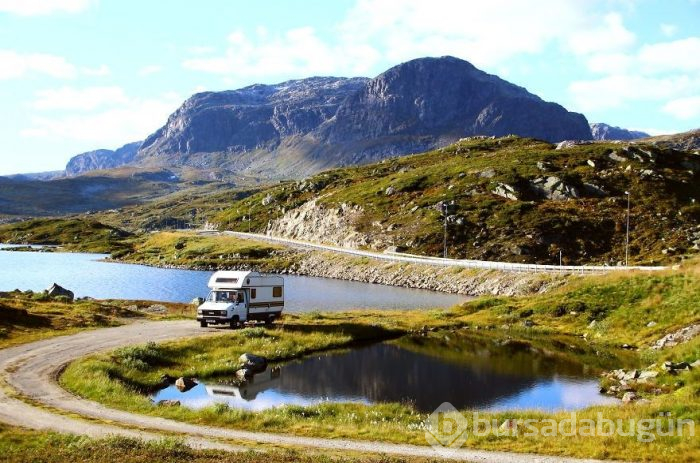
xmin=0 ymin=320 xmax=618 ymax=462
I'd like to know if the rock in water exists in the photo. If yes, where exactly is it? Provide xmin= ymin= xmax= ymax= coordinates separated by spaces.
xmin=175 ymin=377 xmax=197 ymax=392
xmin=46 ymin=283 xmax=74 ymax=301
xmin=239 ymin=353 xmax=267 ymax=372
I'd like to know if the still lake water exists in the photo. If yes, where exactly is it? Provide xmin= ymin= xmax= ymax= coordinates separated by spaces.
xmin=0 ymin=247 xmax=468 ymax=311
xmin=153 ymin=338 xmax=617 ymax=412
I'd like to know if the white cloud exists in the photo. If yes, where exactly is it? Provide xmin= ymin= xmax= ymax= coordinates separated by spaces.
xmin=571 ymin=36 xmax=700 ymax=118
xmin=21 ymin=92 xmax=182 ymax=144
xmin=81 ymin=64 xmax=110 ymax=76
xmin=184 ymin=26 xmax=380 ymax=79
xmin=663 ymin=96 xmax=700 ymax=119
xmin=31 ymin=86 xmax=129 ymax=111
xmin=565 ymin=13 xmax=636 ymax=55
xmin=638 ymin=37 xmax=700 ymax=74
xmin=0 ymin=49 xmax=76 ymax=79
xmin=569 ymin=74 xmax=696 ymax=111
xmin=139 ymin=65 xmax=163 ymax=76
xmin=660 ymin=23 xmax=678 ymax=37
xmin=0 ymin=0 xmax=92 ymax=15
xmin=183 ymin=0 xmax=640 ymax=78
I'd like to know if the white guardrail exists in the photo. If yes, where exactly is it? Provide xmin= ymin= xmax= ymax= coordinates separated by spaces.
xmin=218 ymin=231 xmax=668 ymax=274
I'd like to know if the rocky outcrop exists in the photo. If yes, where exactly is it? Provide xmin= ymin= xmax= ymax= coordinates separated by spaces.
xmin=266 ymin=199 xmax=371 ymax=248
xmin=652 ymin=324 xmax=700 ymax=349
xmin=530 ymin=176 xmax=581 ymax=200
xmin=133 ymin=56 xmax=591 ymax=178
xmin=65 ymin=141 xmax=141 ymax=175
xmin=590 ymin=123 xmax=649 ymax=141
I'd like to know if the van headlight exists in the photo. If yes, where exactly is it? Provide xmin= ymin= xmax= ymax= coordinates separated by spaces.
xmin=197 ymin=309 xmax=203 ymax=314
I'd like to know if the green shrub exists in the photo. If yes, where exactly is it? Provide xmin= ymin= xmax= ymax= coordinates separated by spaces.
xmin=114 ymin=342 xmax=166 ymax=371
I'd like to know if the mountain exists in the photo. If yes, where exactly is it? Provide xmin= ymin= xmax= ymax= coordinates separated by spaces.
xmin=135 ymin=56 xmax=592 ymax=178
xmin=65 ymin=141 xmax=141 ymax=176
xmin=590 ymin=123 xmax=649 ymax=141
xmin=5 ymin=170 xmax=65 ymax=181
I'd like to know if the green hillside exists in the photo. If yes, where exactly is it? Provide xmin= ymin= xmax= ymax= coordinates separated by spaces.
xmin=214 ymin=136 xmax=700 ymax=265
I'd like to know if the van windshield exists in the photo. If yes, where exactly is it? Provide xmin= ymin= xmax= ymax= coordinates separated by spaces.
xmin=207 ymin=291 xmax=242 ymax=303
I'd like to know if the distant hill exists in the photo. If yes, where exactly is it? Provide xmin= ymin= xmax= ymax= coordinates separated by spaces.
xmin=65 ymin=141 xmax=141 ymax=176
xmin=132 ymin=56 xmax=591 ymax=178
xmin=642 ymin=128 xmax=700 ymax=151
xmin=590 ymin=123 xmax=649 ymax=141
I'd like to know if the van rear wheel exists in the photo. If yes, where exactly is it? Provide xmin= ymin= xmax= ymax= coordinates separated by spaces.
xmin=265 ymin=316 xmax=275 ymax=326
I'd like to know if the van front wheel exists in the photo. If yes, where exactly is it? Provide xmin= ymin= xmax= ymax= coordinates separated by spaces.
xmin=230 ymin=316 xmax=240 ymax=329
xmin=200 ymin=320 xmax=208 ymax=328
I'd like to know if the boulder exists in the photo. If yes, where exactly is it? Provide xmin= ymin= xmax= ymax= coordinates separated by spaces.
xmin=239 ymin=353 xmax=267 ymax=372
xmin=529 ymin=176 xmax=580 ymax=200
xmin=261 ymin=193 xmax=275 ymax=206
xmin=384 ymin=186 xmax=396 ymax=196
xmin=492 ymin=183 xmax=519 ymax=200
xmin=46 ymin=283 xmax=74 ymax=301
xmin=175 ymin=377 xmax=197 ymax=392
xmin=621 ymin=392 xmax=638 ymax=403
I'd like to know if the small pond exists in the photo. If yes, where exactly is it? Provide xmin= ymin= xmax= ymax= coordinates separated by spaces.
xmin=152 ymin=336 xmax=618 ymax=413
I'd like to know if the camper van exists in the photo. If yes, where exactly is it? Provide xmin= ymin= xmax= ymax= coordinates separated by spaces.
xmin=196 ymin=270 xmax=284 ymax=328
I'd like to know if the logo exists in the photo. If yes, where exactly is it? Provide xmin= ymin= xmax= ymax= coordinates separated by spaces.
xmin=424 ymin=402 xmax=469 ymax=450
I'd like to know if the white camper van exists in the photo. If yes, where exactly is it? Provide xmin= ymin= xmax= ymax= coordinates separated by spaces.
xmin=196 ymin=270 xmax=284 ymax=328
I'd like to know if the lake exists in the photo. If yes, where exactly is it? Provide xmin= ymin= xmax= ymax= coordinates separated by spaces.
xmin=0 ymin=246 xmax=468 ymax=311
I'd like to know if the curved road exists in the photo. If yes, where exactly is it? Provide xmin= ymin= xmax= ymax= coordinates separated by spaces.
xmin=0 ymin=320 xmax=618 ymax=462
xmin=223 ymin=231 xmax=666 ymax=274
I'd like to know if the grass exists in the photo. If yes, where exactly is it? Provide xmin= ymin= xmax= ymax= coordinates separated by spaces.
xmin=212 ymin=136 xmax=700 ymax=265
xmin=0 ymin=291 xmax=190 ymax=348
xmin=0 ymin=217 xmax=133 ymax=254
xmin=114 ymin=231 xmax=301 ymax=270
xmin=59 ymin=261 xmax=700 ymax=462
xmin=0 ymin=424 xmax=436 ymax=463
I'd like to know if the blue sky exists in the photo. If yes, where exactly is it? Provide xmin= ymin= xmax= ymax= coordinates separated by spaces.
xmin=1 ymin=0 xmax=699 ymax=175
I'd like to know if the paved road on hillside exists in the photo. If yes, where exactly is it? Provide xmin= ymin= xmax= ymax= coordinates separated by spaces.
xmin=0 ymin=320 xmax=621 ymax=462
xmin=222 ymin=231 xmax=667 ymax=274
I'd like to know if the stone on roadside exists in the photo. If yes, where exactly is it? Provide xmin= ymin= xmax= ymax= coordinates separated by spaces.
xmin=621 ymin=392 xmax=638 ymax=403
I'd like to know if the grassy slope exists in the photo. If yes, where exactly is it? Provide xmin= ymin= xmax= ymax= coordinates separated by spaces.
xmin=0 ymin=291 xmax=189 ymax=348
xmin=61 ymin=262 xmax=700 ymax=462
xmin=0 ymin=218 xmax=133 ymax=253
xmin=114 ymin=231 xmax=301 ymax=270
xmin=214 ymin=136 xmax=700 ymax=265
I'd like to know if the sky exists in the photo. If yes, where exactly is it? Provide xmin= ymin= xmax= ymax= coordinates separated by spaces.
xmin=0 ymin=0 xmax=699 ymax=175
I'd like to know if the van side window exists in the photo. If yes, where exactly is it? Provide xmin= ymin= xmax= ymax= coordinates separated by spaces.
xmin=237 ymin=293 xmax=244 ymax=303
xmin=273 ymin=286 xmax=282 ymax=297
xmin=251 ymin=289 xmax=256 ymax=299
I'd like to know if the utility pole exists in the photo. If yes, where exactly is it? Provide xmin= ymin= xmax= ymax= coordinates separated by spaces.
xmin=625 ymin=190 xmax=631 ymax=266
xmin=559 ymin=250 xmax=562 ymax=267
xmin=443 ymin=207 xmax=448 ymax=259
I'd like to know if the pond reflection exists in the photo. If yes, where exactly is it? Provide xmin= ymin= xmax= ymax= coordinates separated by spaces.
xmin=152 ymin=336 xmax=618 ymax=412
